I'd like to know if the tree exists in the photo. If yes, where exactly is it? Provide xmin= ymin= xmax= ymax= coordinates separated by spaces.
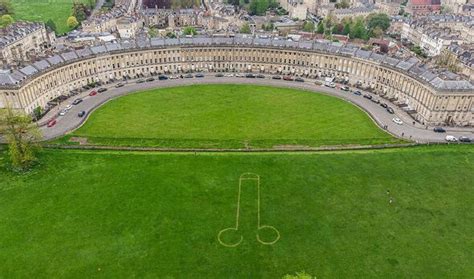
xmin=366 ymin=13 xmax=390 ymax=32
xmin=67 ymin=16 xmax=79 ymax=29
xmin=371 ymin=26 xmax=384 ymax=38
xmin=335 ymin=0 xmax=350 ymax=9
xmin=0 ymin=107 xmax=41 ymax=170
xmin=342 ymin=21 xmax=351 ymax=35
xmin=302 ymin=21 xmax=315 ymax=32
xmin=183 ymin=26 xmax=197 ymax=36
xmin=350 ymin=17 xmax=368 ymax=40
xmin=45 ymin=19 xmax=57 ymax=33
xmin=316 ymin=21 xmax=324 ymax=34
xmin=436 ymin=50 xmax=460 ymax=72
xmin=240 ymin=22 xmax=251 ymax=34
xmin=0 ymin=14 xmax=13 ymax=27
xmin=0 ymin=0 xmax=13 ymax=16
xmin=249 ymin=0 xmax=269 ymax=15
xmin=166 ymin=31 xmax=176 ymax=38
xmin=32 ymin=106 xmax=43 ymax=121
xmin=72 ymin=3 xmax=91 ymax=22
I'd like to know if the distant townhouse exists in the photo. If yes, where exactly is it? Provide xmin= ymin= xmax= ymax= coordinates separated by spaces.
xmin=0 ymin=21 xmax=55 ymax=67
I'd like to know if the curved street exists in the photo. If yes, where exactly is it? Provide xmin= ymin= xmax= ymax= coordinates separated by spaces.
xmin=38 ymin=75 xmax=474 ymax=144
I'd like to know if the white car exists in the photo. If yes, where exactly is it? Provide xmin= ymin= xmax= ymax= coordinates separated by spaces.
xmin=445 ymin=135 xmax=457 ymax=142
xmin=59 ymin=109 xmax=67 ymax=116
xmin=224 ymin=73 xmax=234 ymax=77
xmin=65 ymin=104 xmax=73 ymax=110
xmin=392 ymin=117 xmax=403 ymax=125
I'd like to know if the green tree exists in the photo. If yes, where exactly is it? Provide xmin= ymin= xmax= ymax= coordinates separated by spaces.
xmin=166 ymin=31 xmax=176 ymax=38
xmin=183 ymin=26 xmax=197 ymax=36
xmin=249 ymin=0 xmax=269 ymax=15
xmin=240 ymin=22 xmax=251 ymax=34
xmin=45 ymin=19 xmax=57 ymax=33
xmin=366 ymin=13 xmax=390 ymax=32
xmin=316 ymin=21 xmax=324 ymax=34
xmin=67 ymin=16 xmax=79 ymax=29
xmin=0 ymin=0 xmax=13 ymax=16
xmin=371 ymin=26 xmax=384 ymax=38
xmin=0 ymin=107 xmax=41 ymax=170
xmin=0 ymin=14 xmax=13 ymax=27
xmin=302 ymin=21 xmax=315 ymax=32
xmin=350 ymin=17 xmax=367 ymax=40
xmin=342 ymin=21 xmax=351 ymax=35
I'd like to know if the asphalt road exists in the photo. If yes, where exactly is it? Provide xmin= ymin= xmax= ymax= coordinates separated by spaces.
xmin=39 ymin=75 xmax=474 ymax=144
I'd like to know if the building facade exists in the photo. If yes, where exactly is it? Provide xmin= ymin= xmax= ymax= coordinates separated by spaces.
xmin=0 ymin=21 xmax=55 ymax=67
xmin=0 ymin=37 xmax=473 ymax=126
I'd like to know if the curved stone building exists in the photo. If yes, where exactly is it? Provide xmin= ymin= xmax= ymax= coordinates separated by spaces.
xmin=0 ymin=36 xmax=473 ymax=126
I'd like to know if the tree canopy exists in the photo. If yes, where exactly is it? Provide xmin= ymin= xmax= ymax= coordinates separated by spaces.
xmin=183 ymin=26 xmax=197 ymax=36
xmin=0 ymin=108 xmax=41 ymax=170
xmin=67 ymin=16 xmax=79 ymax=29
xmin=240 ymin=22 xmax=251 ymax=34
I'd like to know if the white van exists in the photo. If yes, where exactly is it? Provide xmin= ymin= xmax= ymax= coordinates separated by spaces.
xmin=445 ymin=135 xmax=457 ymax=142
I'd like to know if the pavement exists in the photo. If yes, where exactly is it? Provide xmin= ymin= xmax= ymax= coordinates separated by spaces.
xmin=38 ymin=74 xmax=474 ymax=144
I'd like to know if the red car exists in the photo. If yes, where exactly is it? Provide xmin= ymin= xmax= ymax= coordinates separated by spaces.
xmin=283 ymin=75 xmax=294 ymax=81
xmin=47 ymin=119 xmax=57 ymax=127
xmin=89 ymin=90 xmax=97 ymax=96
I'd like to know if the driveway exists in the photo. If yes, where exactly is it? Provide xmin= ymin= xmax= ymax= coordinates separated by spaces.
xmin=39 ymin=75 xmax=474 ymax=143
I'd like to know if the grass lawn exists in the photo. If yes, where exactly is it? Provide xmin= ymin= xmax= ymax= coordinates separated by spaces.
xmin=12 ymin=0 xmax=95 ymax=34
xmin=67 ymin=84 xmax=399 ymax=148
xmin=0 ymin=145 xmax=473 ymax=277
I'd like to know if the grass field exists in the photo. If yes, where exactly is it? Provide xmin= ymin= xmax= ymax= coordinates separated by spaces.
xmin=67 ymin=84 xmax=399 ymax=148
xmin=12 ymin=0 xmax=94 ymax=34
xmin=1 ymin=145 xmax=473 ymax=277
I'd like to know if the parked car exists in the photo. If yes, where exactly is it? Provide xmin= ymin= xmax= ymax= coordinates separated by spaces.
xmin=115 ymin=83 xmax=125 ymax=88
xmin=158 ymin=75 xmax=168 ymax=80
xmin=65 ymin=104 xmax=73 ymax=110
xmin=314 ymin=80 xmax=323 ymax=86
xmin=184 ymin=73 xmax=193 ymax=78
xmin=272 ymin=75 xmax=282 ymax=80
xmin=363 ymin=94 xmax=372 ymax=100
xmin=380 ymin=103 xmax=388 ymax=108
xmin=136 ymin=79 xmax=145 ymax=83
xmin=353 ymin=91 xmax=362 ymax=96
xmin=59 ymin=109 xmax=67 ymax=116
xmin=295 ymin=77 xmax=304 ymax=82
xmin=459 ymin=136 xmax=471 ymax=142
xmin=195 ymin=73 xmax=204 ymax=78
xmin=341 ymin=86 xmax=350 ymax=91
xmin=245 ymin=73 xmax=255 ymax=78
xmin=386 ymin=107 xmax=394 ymax=114
xmin=89 ymin=90 xmax=97 ymax=96
xmin=325 ymin=82 xmax=335 ymax=88
xmin=283 ymin=75 xmax=294 ymax=81
xmin=215 ymin=73 xmax=224 ymax=77
xmin=98 ymin=88 xmax=107 ymax=93
xmin=224 ymin=73 xmax=234 ymax=77
xmin=256 ymin=74 xmax=265 ymax=78
xmin=146 ymin=77 xmax=155 ymax=82
xmin=371 ymin=98 xmax=380 ymax=104
xmin=433 ymin=127 xmax=446 ymax=133
xmin=78 ymin=111 xmax=86 ymax=118
xmin=72 ymin=98 xmax=83 ymax=105
xmin=47 ymin=119 xmax=57 ymax=128
xmin=392 ymin=117 xmax=403 ymax=125
xmin=445 ymin=135 xmax=457 ymax=142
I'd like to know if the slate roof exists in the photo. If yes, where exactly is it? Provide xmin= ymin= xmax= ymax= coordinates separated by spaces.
xmin=0 ymin=35 xmax=472 ymax=92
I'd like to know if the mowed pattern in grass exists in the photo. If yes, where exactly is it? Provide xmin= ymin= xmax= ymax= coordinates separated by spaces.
xmin=12 ymin=0 xmax=93 ymax=34
xmin=72 ymin=84 xmax=397 ymax=148
xmin=0 ymin=146 xmax=473 ymax=277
